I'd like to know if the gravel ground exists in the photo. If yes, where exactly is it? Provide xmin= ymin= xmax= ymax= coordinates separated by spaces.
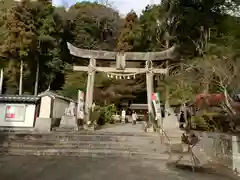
xmin=0 ymin=156 xmax=238 ymax=180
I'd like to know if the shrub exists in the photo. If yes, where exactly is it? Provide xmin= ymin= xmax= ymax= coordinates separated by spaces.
xmin=98 ymin=104 xmax=117 ymax=125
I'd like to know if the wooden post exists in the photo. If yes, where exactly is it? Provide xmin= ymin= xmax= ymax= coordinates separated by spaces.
xmin=85 ymin=58 xmax=96 ymax=124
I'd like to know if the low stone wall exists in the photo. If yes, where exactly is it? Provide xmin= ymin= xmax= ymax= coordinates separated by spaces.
xmin=192 ymin=131 xmax=240 ymax=172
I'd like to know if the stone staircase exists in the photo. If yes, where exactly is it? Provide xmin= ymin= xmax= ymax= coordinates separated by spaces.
xmin=0 ymin=120 xmax=198 ymax=165
xmin=0 ymin=129 xmax=175 ymax=160
xmin=163 ymin=110 xmax=185 ymax=152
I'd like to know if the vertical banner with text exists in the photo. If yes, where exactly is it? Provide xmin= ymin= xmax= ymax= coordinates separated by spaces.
xmin=152 ymin=92 xmax=162 ymax=127
xmin=77 ymin=90 xmax=85 ymax=119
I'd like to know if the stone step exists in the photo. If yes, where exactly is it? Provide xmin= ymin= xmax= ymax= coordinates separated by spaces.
xmin=0 ymin=131 xmax=159 ymax=137
xmin=0 ymin=148 xmax=194 ymax=164
xmin=0 ymin=134 xmax=161 ymax=145
xmin=0 ymin=147 xmax=175 ymax=160
xmin=0 ymin=141 xmax=165 ymax=153
xmin=7 ymin=130 xmax=156 ymax=137
xmin=0 ymin=145 xmax=157 ymax=154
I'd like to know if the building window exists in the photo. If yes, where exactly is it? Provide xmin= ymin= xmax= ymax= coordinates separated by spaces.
xmin=4 ymin=104 xmax=26 ymax=122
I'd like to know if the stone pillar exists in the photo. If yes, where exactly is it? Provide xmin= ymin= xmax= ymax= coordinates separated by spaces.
xmin=116 ymin=52 xmax=126 ymax=70
xmin=232 ymin=136 xmax=240 ymax=173
xmin=85 ymin=58 xmax=96 ymax=124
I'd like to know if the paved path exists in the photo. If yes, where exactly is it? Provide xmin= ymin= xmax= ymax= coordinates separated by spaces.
xmin=98 ymin=123 xmax=145 ymax=134
xmin=0 ymin=156 xmax=237 ymax=180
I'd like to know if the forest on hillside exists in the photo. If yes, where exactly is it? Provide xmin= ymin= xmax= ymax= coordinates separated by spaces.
xmin=0 ymin=0 xmax=240 ymax=108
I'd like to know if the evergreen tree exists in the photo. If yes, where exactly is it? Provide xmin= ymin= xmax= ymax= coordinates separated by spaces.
xmin=1 ymin=0 xmax=35 ymax=94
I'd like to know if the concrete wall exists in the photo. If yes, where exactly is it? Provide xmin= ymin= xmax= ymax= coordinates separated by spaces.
xmin=193 ymin=131 xmax=240 ymax=173
xmin=52 ymin=98 xmax=70 ymax=119
xmin=39 ymin=96 xmax=51 ymax=118
xmin=0 ymin=103 xmax=36 ymax=127
xmin=39 ymin=96 xmax=71 ymax=119
xmin=232 ymin=136 xmax=240 ymax=173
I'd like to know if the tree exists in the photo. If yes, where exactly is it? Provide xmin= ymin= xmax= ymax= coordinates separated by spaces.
xmin=68 ymin=1 xmax=121 ymax=50
xmin=61 ymin=2 xmax=124 ymax=103
xmin=29 ymin=0 xmax=66 ymax=94
xmin=0 ymin=0 xmax=15 ymax=94
xmin=165 ymin=63 xmax=201 ymax=106
xmin=194 ymin=45 xmax=240 ymax=115
xmin=0 ymin=0 xmax=68 ymax=94
xmin=2 ymin=0 xmax=36 ymax=95
xmin=59 ymin=71 xmax=87 ymax=100
xmin=117 ymin=10 xmax=141 ymax=51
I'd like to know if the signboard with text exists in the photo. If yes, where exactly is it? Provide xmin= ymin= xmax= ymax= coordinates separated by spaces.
xmin=152 ymin=92 xmax=162 ymax=125
xmin=77 ymin=90 xmax=85 ymax=119
xmin=5 ymin=105 xmax=25 ymax=122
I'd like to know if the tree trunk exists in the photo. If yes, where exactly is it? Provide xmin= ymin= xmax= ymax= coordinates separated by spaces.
xmin=34 ymin=58 xmax=39 ymax=96
xmin=0 ymin=68 xmax=4 ymax=95
xmin=19 ymin=60 xmax=23 ymax=95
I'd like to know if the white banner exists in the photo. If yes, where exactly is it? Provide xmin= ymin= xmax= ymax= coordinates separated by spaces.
xmin=152 ymin=92 xmax=161 ymax=120
xmin=77 ymin=90 xmax=85 ymax=119
xmin=152 ymin=92 xmax=163 ymax=129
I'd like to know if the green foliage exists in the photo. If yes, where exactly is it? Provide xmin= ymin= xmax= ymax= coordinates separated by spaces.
xmin=99 ymin=104 xmax=116 ymax=125
xmin=0 ymin=0 xmax=239 ymax=125
xmin=88 ymin=104 xmax=116 ymax=126
xmin=139 ymin=4 xmax=172 ymax=52
xmin=0 ymin=0 xmax=14 ymax=69
xmin=68 ymin=1 xmax=120 ymax=50
xmin=2 ymin=0 xmax=35 ymax=58
xmin=165 ymin=66 xmax=202 ymax=105
xmin=191 ymin=111 xmax=231 ymax=132
xmin=0 ymin=0 xmax=68 ymax=94
xmin=192 ymin=115 xmax=210 ymax=131
xmin=59 ymin=71 xmax=87 ymax=99
xmin=30 ymin=0 xmax=67 ymax=91
xmin=88 ymin=106 xmax=100 ymax=126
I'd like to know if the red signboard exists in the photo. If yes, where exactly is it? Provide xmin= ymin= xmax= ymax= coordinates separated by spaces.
xmin=5 ymin=106 xmax=15 ymax=119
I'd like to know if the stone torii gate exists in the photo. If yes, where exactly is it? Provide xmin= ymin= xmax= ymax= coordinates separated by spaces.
xmin=67 ymin=42 xmax=176 ymax=125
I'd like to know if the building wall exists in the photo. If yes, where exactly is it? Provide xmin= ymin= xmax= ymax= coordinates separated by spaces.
xmin=53 ymin=98 xmax=70 ymax=119
xmin=0 ymin=103 xmax=36 ymax=127
xmin=39 ymin=96 xmax=52 ymax=118
xmin=38 ymin=95 xmax=72 ymax=119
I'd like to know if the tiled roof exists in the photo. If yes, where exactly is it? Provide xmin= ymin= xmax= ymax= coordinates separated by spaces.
xmin=0 ymin=95 xmax=40 ymax=103
xmin=38 ymin=90 xmax=75 ymax=102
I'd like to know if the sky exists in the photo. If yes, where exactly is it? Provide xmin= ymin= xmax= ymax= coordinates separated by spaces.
xmin=52 ymin=0 xmax=160 ymax=15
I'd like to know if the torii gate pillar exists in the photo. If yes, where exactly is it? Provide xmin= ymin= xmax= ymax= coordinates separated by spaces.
xmin=146 ymin=72 xmax=154 ymax=121
xmin=85 ymin=58 xmax=96 ymax=124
